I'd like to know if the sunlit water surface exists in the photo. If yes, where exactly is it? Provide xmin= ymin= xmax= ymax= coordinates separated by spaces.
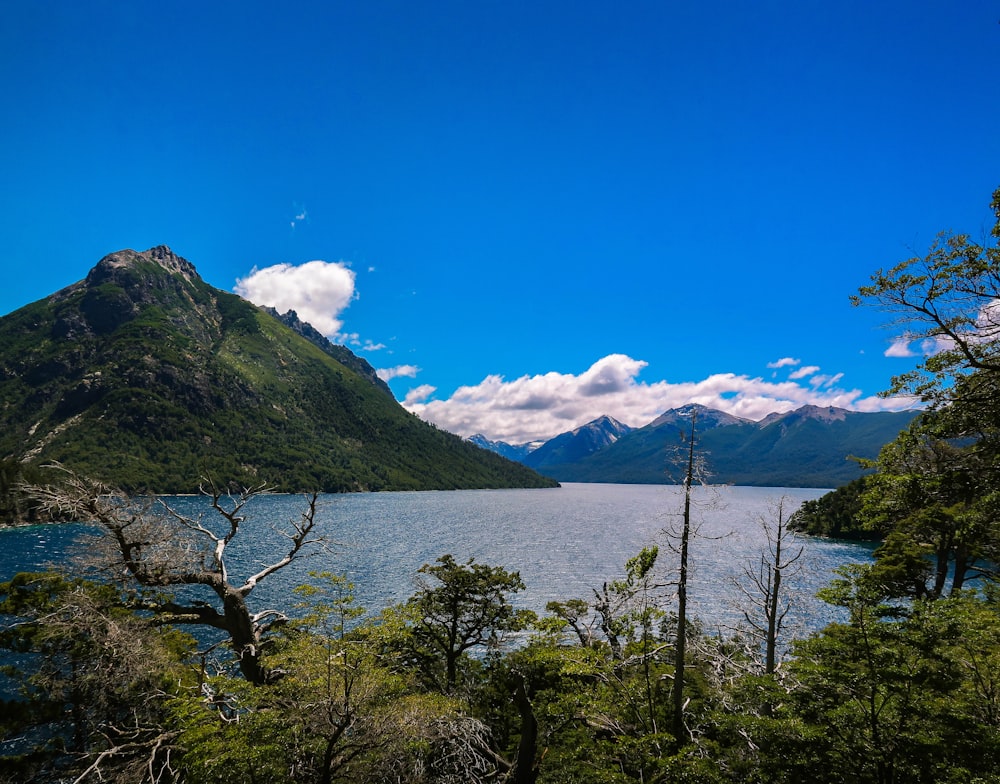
xmin=1 ymin=483 xmax=875 ymax=636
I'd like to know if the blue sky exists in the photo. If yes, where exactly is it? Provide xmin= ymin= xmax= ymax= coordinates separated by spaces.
xmin=2 ymin=2 xmax=998 ymax=443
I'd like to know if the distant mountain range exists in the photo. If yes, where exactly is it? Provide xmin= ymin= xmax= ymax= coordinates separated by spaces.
xmin=467 ymin=434 xmax=543 ymax=462
xmin=468 ymin=404 xmax=919 ymax=488
xmin=0 ymin=246 xmax=557 ymax=494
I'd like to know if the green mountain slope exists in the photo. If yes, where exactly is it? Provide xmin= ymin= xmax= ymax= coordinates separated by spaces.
xmin=541 ymin=404 xmax=918 ymax=488
xmin=0 ymin=246 xmax=557 ymax=493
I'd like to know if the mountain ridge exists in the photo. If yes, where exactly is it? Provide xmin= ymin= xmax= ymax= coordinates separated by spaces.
xmin=470 ymin=404 xmax=919 ymax=488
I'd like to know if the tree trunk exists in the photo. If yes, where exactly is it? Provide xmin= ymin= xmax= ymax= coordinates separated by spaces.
xmin=510 ymin=673 xmax=538 ymax=784
xmin=766 ymin=564 xmax=780 ymax=675
xmin=222 ymin=590 xmax=268 ymax=684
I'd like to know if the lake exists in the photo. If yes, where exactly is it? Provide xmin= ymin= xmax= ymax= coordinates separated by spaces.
xmin=0 ymin=483 xmax=873 ymax=637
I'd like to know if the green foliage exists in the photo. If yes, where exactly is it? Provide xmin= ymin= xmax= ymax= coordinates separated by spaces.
xmin=858 ymin=412 xmax=1000 ymax=599
xmin=4 ymin=545 xmax=1000 ymax=783
xmin=788 ymin=476 xmax=878 ymax=540
xmin=786 ymin=589 xmax=1000 ymax=783
xmin=0 ymin=572 xmax=196 ymax=784
xmin=852 ymin=185 xmax=1000 ymax=408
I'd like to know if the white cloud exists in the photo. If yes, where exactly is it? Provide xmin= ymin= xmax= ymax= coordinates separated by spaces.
xmin=810 ymin=372 xmax=844 ymax=388
xmin=234 ymin=260 xmax=356 ymax=337
xmin=402 ymin=353 xmax=914 ymax=444
xmin=377 ymin=364 xmax=420 ymax=382
xmin=767 ymin=357 xmax=800 ymax=369
xmin=789 ymin=365 xmax=821 ymax=379
xmin=884 ymin=338 xmax=918 ymax=358
xmin=362 ymin=341 xmax=387 ymax=352
xmin=884 ymin=335 xmax=953 ymax=358
xmin=404 ymin=384 xmax=436 ymax=405
xmin=290 ymin=204 xmax=308 ymax=229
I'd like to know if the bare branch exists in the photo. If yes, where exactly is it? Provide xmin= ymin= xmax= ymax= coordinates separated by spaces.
xmin=22 ymin=465 xmax=326 ymax=685
xmin=238 ymin=492 xmax=322 ymax=597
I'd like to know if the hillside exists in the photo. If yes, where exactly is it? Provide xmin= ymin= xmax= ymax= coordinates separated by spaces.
xmin=0 ymin=246 xmax=557 ymax=494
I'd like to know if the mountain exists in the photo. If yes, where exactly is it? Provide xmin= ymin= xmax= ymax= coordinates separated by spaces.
xmin=524 ymin=404 xmax=918 ymax=488
xmin=646 ymin=404 xmax=751 ymax=430
xmin=522 ymin=415 xmax=633 ymax=472
xmin=467 ymin=434 xmax=541 ymax=462
xmin=0 ymin=246 xmax=558 ymax=494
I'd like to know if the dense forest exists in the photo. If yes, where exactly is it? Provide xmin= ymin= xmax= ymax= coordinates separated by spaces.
xmin=2 ymin=188 xmax=1000 ymax=782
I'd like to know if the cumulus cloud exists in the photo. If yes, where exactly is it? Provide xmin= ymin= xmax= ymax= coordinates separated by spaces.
xmin=377 ymin=364 xmax=420 ymax=382
xmin=404 ymin=384 xmax=437 ymax=405
xmin=401 ymin=354 xmax=914 ymax=444
xmin=234 ymin=260 xmax=356 ymax=337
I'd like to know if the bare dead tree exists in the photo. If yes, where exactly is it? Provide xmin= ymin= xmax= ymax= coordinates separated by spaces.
xmin=27 ymin=465 xmax=324 ymax=685
xmin=672 ymin=415 xmax=697 ymax=743
xmin=735 ymin=496 xmax=805 ymax=675
xmin=659 ymin=409 xmax=726 ymax=746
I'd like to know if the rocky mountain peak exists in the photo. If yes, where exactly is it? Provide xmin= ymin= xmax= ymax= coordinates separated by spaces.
xmin=758 ymin=405 xmax=850 ymax=428
xmin=573 ymin=414 xmax=631 ymax=439
xmin=86 ymin=245 xmax=201 ymax=287
xmin=648 ymin=404 xmax=750 ymax=429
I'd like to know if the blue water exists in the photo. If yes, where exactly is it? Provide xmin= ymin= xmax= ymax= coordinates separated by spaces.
xmin=0 ymin=483 xmax=873 ymax=637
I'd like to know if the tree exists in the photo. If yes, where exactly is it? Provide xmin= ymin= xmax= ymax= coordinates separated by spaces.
xmin=852 ymin=186 xmax=1000 ymax=601
xmin=171 ymin=570 xmax=484 ymax=784
xmin=404 ymin=555 xmax=529 ymax=693
xmin=543 ymin=597 xmax=596 ymax=648
xmin=590 ymin=546 xmax=662 ymax=663
xmin=669 ymin=412 xmax=699 ymax=744
xmin=859 ymin=423 xmax=999 ymax=599
xmin=785 ymin=572 xmax=1000 ymax=784
xmin=281 ymin=571 xmax=376 ymax=783
xmin=788 ymin=476 xmax=878 ymax=541
xmin=851 ymin=185 xmax=1000 ymax=409
xmin=0 ymin=572 xmax=193 ymax=784
xmin=736 ymin=496 xmax=805 ymax=674
xmin=27 ymin=467 xmax=322 ymax=684
xmin=0 ymin=459 xmax=47 ymax=525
